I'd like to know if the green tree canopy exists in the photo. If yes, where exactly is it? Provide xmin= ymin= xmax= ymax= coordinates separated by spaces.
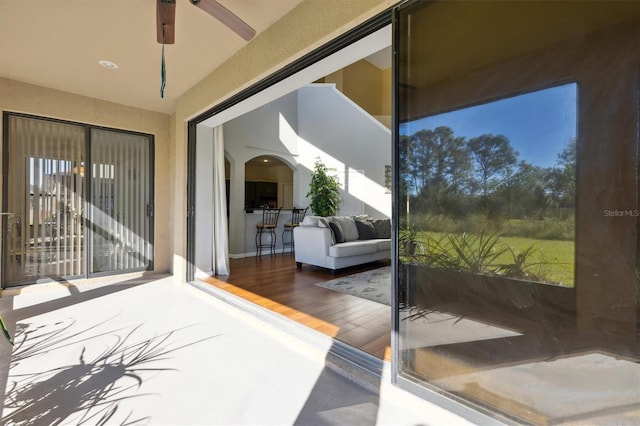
xmin=468 ymin=134 xmax=518 ymax=197
xmin=398 ymin=126 xmax=575 ymax=221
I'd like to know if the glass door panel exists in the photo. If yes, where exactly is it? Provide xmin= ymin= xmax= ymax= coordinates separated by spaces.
xmin=395 ymin=1 xmax=639 ymax=423
xmin=3 ymin=114 xmax=154 ymax=285
xmin=3 ymin=115 xmax=86 ymax=286
xmin=89 ymin=129 xmax=153 ymax=274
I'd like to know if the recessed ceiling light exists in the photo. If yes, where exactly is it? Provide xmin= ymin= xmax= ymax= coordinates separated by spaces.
xmin=263 ymin=159 xmax=269 ymax=163
xmin=98 ymin=60 xmax=119 ymax=70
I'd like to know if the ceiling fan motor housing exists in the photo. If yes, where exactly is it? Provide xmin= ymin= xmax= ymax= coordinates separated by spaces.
xmin=157 ymin=0 xmax=176 ymax=44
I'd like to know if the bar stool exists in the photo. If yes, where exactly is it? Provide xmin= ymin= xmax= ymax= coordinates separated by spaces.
xmin=255 ymin=207 xmax=281 ymax=256
xmin=282 ymin=207 xmax=308 ymax=254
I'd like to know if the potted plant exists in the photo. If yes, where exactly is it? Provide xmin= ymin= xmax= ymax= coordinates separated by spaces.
xmin=306 ymin=158 xmax=341 ymax=217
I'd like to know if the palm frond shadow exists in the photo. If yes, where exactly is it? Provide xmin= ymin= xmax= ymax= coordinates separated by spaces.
xmin=10 ymin=314 xmax=129 ymax=370
xmin=3 ymin=318 xmax=220 ymax=426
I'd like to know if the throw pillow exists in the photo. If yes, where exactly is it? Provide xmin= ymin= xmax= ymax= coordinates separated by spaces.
xmin=355 ymin=219 xmax=377 ymax=240
xmin=333 ymin=216 xmax=359 ymax=241
xmin=372 ymin=219 xmax=391 ymax=239
xmin=329 ymin=221 xmax=345 ymax=243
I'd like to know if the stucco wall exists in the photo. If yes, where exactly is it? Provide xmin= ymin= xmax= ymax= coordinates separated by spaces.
xmin=0 ymin=77 xmax=172 ymax=275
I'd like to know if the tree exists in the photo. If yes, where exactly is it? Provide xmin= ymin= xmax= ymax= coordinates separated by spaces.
xmin=544 ymin=139 xmax=576 ymax=216
xmin=557 ymin=138 xmax=576 ymax=170
xmin=500 ymin=160 xmax=548 ymax=218
xmin=468 ymin=134 xmax=518 ymax=198
xmin=553 ymin=138 xmax=576 ymax=208
xmin=398 ymin=134 xmax=416 ymax=197
xmin=306 ymin=159 xmax=341 ymax=217
xmin=409 ymin=126 xmax=472 ymax=214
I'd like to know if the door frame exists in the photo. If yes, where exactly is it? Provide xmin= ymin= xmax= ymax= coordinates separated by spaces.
xmin=185 ymin=9 xmax=394 ymax=281
xmin=1 ymin=111 xmax=155 ymax=287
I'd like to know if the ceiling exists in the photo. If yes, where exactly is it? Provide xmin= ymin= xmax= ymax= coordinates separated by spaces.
xmin=0 ymin=0 xmax=303 ymax=114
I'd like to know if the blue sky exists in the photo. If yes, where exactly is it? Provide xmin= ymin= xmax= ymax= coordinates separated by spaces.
xmin=402 ymin=83 xmax=577 ymax=168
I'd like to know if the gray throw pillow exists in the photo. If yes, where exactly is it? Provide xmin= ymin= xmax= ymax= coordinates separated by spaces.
xmin=372 ymin=219 xmax=391 ymax=239
xmin=355 ymin=219 xmax=377 ymax=240
xmin=332 ymin=216 xmax=359 ymax=241
xmin=329 ymin=221 xmax=345 ymax=243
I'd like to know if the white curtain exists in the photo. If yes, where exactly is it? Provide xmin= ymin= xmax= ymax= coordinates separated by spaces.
xmin=212 ymin=126 xmax=230 ymax=275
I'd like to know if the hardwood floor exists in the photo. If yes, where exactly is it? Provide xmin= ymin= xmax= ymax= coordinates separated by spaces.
xmin=200 ymin=255 xmax=391 ymax=360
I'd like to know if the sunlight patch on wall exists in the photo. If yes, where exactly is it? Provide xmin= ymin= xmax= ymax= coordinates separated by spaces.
xmin=297 ymin=137 xmax=390 ymax=217
xmin=278 ymin=113 xmax=298 ymax=155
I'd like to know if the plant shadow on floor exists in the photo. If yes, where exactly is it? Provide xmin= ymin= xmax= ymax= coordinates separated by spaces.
xmin=3 ymin=317 xmax=219 ymax=426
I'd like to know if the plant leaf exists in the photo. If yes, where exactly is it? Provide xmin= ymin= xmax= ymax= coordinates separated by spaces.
xmin=0 ymin=315 xmax=13 ymax=345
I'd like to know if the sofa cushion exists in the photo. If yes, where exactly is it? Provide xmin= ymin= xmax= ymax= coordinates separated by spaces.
xmin=355 ymin=219 xmax=377 ymax=240
xmin=372 ymin=219 xmax=391 ymax=239
xmin=329 ymin=240 xmax=378 ymax=257
xmin=376 ymin=239 xmax=392 ymax=251
xmin=329 ymin=221 xmax=345 ymax=243
xmin=331 ymin=216 xmax=359 ymax=241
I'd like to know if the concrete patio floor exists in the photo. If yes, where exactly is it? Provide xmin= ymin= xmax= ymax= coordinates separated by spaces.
xmin=0 ymin=273 xmax=473 ymax=425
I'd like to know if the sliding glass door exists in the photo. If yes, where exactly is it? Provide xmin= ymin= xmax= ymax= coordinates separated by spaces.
xmin=89 ymin=129 xmax=153 ymax=274
xmin=2 ymin=113 xmax=153 ymax=286
xmin=3 ymin=115 xmax=86 ymax=285
xmin=394 ymin=1 xmax=639 ymax=423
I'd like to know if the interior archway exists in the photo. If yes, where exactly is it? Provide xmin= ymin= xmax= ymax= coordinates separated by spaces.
xmin=244 ymin=155 xmax=294 ymax=209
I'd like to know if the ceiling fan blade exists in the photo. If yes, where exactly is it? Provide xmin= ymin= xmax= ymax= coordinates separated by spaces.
xmin=157 ymin=0 xmax=176 ymax=44
xmin=190 ymin=0 xmax=256 ymax=41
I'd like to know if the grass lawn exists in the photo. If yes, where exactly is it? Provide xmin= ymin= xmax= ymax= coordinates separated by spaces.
xmin=418 ymin=232 xmax=575 ymax=287
xmin=497 ymin=236 xmax=574 ymax=286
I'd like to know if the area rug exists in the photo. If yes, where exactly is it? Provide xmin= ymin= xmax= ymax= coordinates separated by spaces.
xmin=314 ymin=266 xmax=391 ymax=305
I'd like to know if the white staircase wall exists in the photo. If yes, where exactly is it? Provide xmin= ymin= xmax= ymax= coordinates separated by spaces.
xmin=297 ymin=84 xmax=391 ymax=218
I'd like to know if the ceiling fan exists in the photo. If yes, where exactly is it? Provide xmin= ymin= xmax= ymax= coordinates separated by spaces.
xmin=156 ymin=0 xmax=256 ymax=44
xmin=156 ymin=0 xmax=255 ymax=98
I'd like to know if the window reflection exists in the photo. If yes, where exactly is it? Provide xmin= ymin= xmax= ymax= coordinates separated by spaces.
xmin=396 ymin=1 xmax=640 ymax=424
xmin=400 ymin=84 xmax=576 ymax=286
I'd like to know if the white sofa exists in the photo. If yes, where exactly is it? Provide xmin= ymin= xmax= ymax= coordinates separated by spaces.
xmin=293 ymin=215 xmax=391 ymax=273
